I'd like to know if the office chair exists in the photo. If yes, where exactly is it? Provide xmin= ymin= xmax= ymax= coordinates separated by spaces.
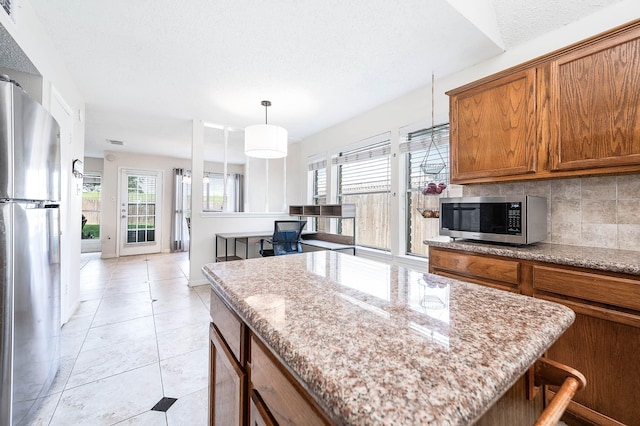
xmin=259 ymin=220 xmax=307 ymax=256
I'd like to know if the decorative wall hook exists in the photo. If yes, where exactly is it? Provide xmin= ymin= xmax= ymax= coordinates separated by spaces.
xmin=72 ymin=159 xmax=84 ymax=179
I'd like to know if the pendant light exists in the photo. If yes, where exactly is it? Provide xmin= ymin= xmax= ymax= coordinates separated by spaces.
xmin=244 ymin=100 xmax=288 ymax=158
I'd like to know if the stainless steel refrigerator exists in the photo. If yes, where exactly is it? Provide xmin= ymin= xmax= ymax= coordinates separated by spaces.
xmin=0 ymin=77 xmax=61 ymax=425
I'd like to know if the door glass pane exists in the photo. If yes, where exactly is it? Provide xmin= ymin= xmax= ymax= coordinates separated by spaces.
xmin=126 ymin=174 xmax=157 ymax=245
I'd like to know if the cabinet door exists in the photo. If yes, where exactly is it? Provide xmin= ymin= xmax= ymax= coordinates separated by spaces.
xmin=450 ymin=69 xmax=537 ymax=182
xmin=210 ymin=324 xmax=246 ymax=426
xmin=550 ymin=28 xmax=640 ymax=172
xmin=249 ymin=390 xmax=277 ymax=426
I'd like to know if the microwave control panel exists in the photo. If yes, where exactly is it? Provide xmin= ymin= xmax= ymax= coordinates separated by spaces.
xmin=507 ymin=202 xmax=522 ymax=233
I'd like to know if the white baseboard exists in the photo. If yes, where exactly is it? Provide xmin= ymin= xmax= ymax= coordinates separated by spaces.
xmin=189 ymin=278 xmax=209 ymax=287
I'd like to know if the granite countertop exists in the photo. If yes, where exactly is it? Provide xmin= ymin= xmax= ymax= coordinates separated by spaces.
xmin=426 ymin=239 xmax=640 ymax=276
xmin=202 ymin=251 xmax=575 ymax=425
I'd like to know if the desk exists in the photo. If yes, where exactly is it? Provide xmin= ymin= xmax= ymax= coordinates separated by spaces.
xmin=215 ymin=231 xmax=272 ymax=262
xmin=215 ymin=231 xmax=355 ymax=262
xmin=301 ymin=239 xmax=356 ymax=254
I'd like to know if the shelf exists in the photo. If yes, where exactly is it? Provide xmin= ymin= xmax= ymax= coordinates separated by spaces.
xmin=289 ymin=204 xmax=355 ymax=218
xmin=288 ymin=204 xmax=357 ymax=255
xmin=289 ymin=205 xmax=304 ymax=215
xmin=321 ymin=204 xmax=355 ymax=218
xmin=302 ymin=205 xmax=321 ymax=216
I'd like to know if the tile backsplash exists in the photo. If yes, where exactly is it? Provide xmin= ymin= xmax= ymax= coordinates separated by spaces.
xmin=462 ymin=174 xmax=640 ymax=252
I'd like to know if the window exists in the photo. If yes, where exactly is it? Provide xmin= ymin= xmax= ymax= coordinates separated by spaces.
xmin=402 ymin=124 xmax=450 ymax=257
xmin=334 ymin=134 xmax=391 ymax=251
xmin=308 ymin=159 xmax=327 ymax=232
xmin=202 ymin=173 xmax=243 ymax=212
xmin=81 ymin=173 xmax=101 ymax=240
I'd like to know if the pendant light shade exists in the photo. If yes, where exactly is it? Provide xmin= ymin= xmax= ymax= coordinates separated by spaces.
xmin=244 ymin=100 xmax=288 ymax=159
xmin=244 ymin=124 xmax=288 ymax=158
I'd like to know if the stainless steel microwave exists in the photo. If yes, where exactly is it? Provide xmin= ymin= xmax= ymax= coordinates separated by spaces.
xmin=439 ymin=196 xmax=547 ymax=245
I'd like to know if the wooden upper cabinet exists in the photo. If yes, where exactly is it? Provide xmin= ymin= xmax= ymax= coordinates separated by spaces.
xmin=550 ymin=27 xmax=640 ymax=171
xmin=448 ymin=20 xmax=640 ymax=183
xmin=450 ymin=69 xmax=537 ymax=182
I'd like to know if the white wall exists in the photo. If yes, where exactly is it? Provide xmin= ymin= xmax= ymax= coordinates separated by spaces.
xmin=1 ymin=1 xmax=86 ymax=323
xmin=0 ymin=66 xmax=42 ymax=101
xmin=294 ymin=2 xmax=640 ymax=262
xmin=84 ymin=156 xmax=104 ymax=174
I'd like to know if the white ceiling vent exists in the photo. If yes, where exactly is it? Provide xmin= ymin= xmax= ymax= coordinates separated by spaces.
xmin=107 ymin=139 xmax=124 ymax=146
xmin=0 ymin=0 xmax=16 ymax=22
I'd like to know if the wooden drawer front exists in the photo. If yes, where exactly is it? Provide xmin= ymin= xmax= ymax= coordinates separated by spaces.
xmin=430 ymin=249 xmax=520 ymax=285
xmin=533 ymin=266 xmax=640 ymax=312
xmin=250 ymin=336 xmax=329 ymax=426
xmin=210 ymin=289 xmax=244 ymax=363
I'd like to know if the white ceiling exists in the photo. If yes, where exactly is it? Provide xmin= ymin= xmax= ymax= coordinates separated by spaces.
xmin=27 ymin=0 xmax=624 ymax=163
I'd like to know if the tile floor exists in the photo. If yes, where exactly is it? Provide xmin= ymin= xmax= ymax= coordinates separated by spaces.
xmin=30 ymin=251 xmax=211 ymax=425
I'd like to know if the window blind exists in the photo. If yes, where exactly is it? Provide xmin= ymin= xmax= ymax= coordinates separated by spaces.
xmin=335 ymin=138 xmax=391 ymax=195
xmin=335 ymin=135 xmax=391 ymax=251
xmin=399 ymin=123 xmax=449 ymax=154
xmin=313 ymin=168 xmax=326 ymax=199
xmin=308 ymin=159 xmax=327 ymax=171
xmin=332 ymin=140 xmax=391 ymax=166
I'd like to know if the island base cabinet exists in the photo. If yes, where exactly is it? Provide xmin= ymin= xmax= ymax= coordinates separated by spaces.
xmin=543 ymin=314 xmax=640 ymax=426
xmin=249 ymin=335 xmax=330 ymax=426
xmin=474 ymin=372 xmax=543 ymax=425
xmin=209 ymin=324 xmax=246 ymax=426
xmin=249 ymin=389 xmax=277 ymax=426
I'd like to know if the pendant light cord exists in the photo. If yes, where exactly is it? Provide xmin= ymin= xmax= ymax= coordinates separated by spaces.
xmin=261 ymin=100 xmax=271 ymax=125
xmin=431 ymin=72 xmax=434 ymax=143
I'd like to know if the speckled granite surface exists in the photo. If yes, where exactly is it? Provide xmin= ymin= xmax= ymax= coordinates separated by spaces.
xmin=202 ymin=251 xmax=575 ymax=425
xmin=426 ymin=239 xmax=640 ymax=276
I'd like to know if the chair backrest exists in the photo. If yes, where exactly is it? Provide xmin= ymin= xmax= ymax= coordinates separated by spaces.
xmin=271 ymin=220 xmax=307 ymax=255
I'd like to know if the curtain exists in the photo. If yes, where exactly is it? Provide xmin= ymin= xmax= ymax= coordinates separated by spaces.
xmin=170 ymin=168 xmax=190 ymax=252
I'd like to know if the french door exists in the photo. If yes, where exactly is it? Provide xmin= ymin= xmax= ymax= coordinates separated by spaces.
xmin=119 ymin=169 xmax=163 ymax=256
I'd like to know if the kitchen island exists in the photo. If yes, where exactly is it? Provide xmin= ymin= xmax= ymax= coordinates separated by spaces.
xmin=202 ymin=251 xmax=576 ymax=425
